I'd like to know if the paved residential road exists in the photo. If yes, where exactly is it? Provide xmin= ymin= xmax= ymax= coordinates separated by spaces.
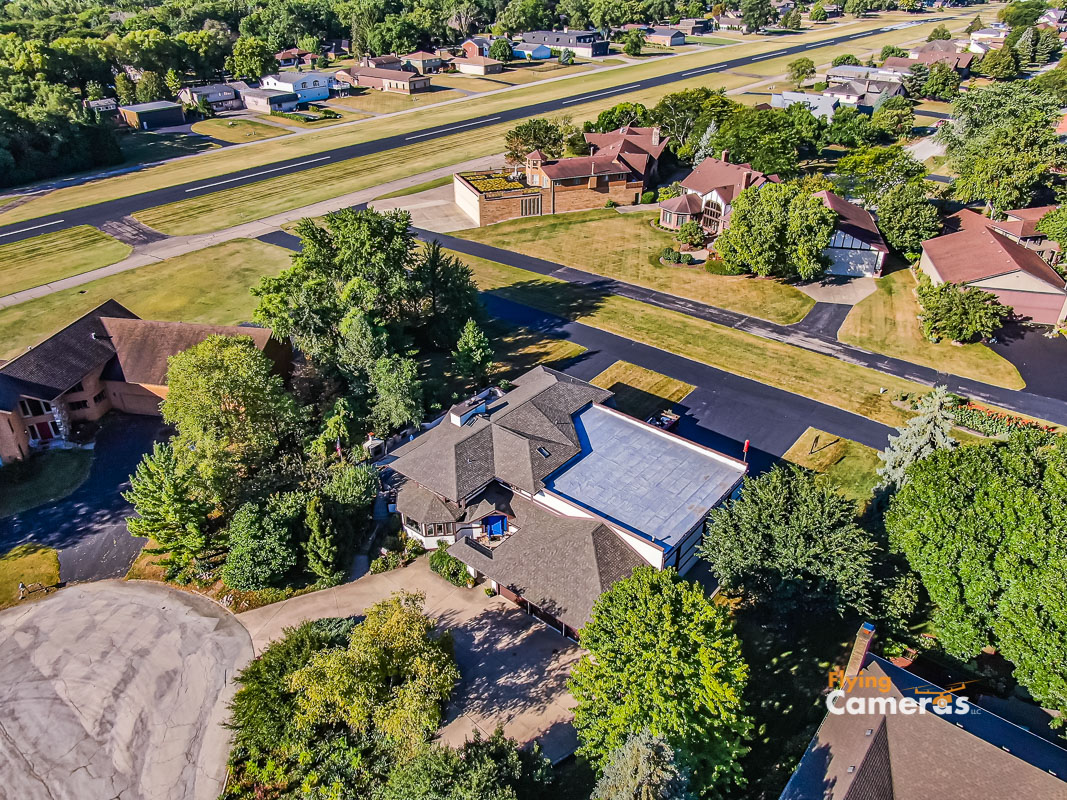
xmin=0 ymin=19 xmax=948 ymax=247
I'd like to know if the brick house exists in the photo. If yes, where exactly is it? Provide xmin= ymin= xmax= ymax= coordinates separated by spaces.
xmin=658 ymin=153 xmax=778 ymax=236
xmin=454 ymin=125 xmax=668 ymax=226
xmin=0 ymin=301 xmax=289 ymax=465
xmin=336 ymin=67 xmax=431 ymax=93
xmin=400 ymin=50 xmax=445 ymax=73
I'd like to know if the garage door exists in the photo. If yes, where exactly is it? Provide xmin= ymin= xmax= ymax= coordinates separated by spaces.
xmin=825 ymin=248 xmax=881 ymax=278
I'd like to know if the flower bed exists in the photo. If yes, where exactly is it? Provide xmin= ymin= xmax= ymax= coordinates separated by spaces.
xmin=463 ymin=173 xmax=526 ymax=193
xmin=950 ymin=401 xmax=1055 ymax=436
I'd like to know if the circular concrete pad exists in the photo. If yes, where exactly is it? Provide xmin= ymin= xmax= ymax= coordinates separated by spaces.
xmin=0 ymin=581 xmax=253 ymax=800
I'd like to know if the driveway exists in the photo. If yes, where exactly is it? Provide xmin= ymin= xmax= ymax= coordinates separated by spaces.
xmin=989 ymin=324 xmax=1067 ymax=403
xmin=0 ymin=580 xmax=252 ymax=800
xmin=238 ymin=557 xmax=581 ymax=762
xmin=0 ymin=414 xmax=166 ymax=583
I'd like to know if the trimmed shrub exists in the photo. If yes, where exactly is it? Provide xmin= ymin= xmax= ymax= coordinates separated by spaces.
xmin=430 ymin=542 xmax=470 ymax=586
xmin=640 ymin=190 xmax=656 ymax=204
xmin=605 ymin=199 xmax=619 ymax=208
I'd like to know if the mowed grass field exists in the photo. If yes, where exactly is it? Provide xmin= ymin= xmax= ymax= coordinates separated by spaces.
xmin=0 ymin=239 xmax=291 ymax=360
xmin=454 ymin=209 xmax=816 ymax=324
xmin=782 ymin=426 xmax=883 ymax=507
xmin=0 ymin=544 xmax=60 ymax=610
xmin=0 ymin=225 xmax=131 ymax=296
xmin=331 ymin=87 xmax=466 ymax=114
xmin=590 ymin=360 xmax=694 ymax=420
xmin=0 ymin=9 xmax=967 ymax=227
xmin=448 ymin=248 xmax=928 ymax=427
xmin=190 ymin=118 xmax=290 ymax=143
xmin=838 ymin=268 xmax=1023 ymax=389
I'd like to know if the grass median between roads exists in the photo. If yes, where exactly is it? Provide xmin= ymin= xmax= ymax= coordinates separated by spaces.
xmin=783 ymin=426 xmax=882 ymax=507
xmin=448 ymin=248 xmax=928 ymax=427
xmin=190 ymin=118 xmax=290 ymax=143
xmin=333 ymin=87 xmax=466 ymax=113
xmin=0 ymin=225 xmax=132 ymax=296
xmin=591 ymin=360 xmax=695 ymax=419
xmin=0 ymin=238 xmax=291 ymax=360
xmin=455 ymin=209 xmax=816 ymax=325
xmin=373 ymin=175 xmax=454 ymax=200
xmin=0 ymin=449 xmax=93 ymax=519
xmin=0 ymin=544 xmax=60 ymax=610
xmin=838 ymin=268 xmax=1024 ymax=390
xmin=0 ymin=10 xmax=964 ymax=228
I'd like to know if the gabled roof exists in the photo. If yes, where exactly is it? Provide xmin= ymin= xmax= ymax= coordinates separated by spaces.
xmin=0 ymin=300 xmax=138 ymax=410
xmin=99 ymin=318 xmax=276 ymax=386
xmin=659 ymin=192 xmax=703 ymax=214
xmin=680 ymin=157 xmax=774 ymax=200
xmin=997 ymin=205 xmax=1057 ymax=238
xmin=401 ymin=50 xmax=439 ymax=59
xmin=584 ymin=125 xmax=670 ymax=164
xmin=388 ymin=366 xmax=612 ymax=502
xmin=814 ymin=190 xmax=889 ymax=253
xmin=526 ymin=148 xmax=549 ymax=160
xmin=451 ymin=54 xmax=503 ymax=66
xmin=923 ymin=211 xmax=1066 ymax=289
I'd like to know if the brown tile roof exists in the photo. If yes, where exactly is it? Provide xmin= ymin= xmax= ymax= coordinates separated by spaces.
xmin=997 ymin=205 xmax=1057 ymax=238
xmin=659 ymin=192 xmax=703 ymax=214
xmin=923 ymin=217 xmax=1066 ymax=289
xmin=680 ymin=157 xmax=774 ymax=200
xmin=584 ymin=125 xmax=670 ymax=165
xmin=814 ymin=190 xmax=889 ymax=253
xmin=540 ymin=154 xmax=632 ymax=180
xmin=883 ymin=52 xmax=973 ymax=69
xmin=402 ymin=50 xmax=439 ymax=59
xmin=99 ymin=318 xmax=277 ymax=386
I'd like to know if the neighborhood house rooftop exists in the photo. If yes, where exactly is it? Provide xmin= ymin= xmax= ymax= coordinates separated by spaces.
xmin=543 ymin=404 xmax=745 ymax=548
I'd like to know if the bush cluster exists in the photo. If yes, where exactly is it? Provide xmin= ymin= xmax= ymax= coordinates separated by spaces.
xmin=429 ymin=542 xmax=470 ymax=586
xmin=950 ymin=401 xmax=1055 ymax=436
xmin=659 ymin=247 xmax=693 ymax=265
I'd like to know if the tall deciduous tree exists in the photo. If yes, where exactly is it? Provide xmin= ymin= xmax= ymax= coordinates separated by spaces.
xmin=592 ymin=730 xmax=693 ymax=800
xmin=225 ymin=35 xmax=276 ymax=79
xmin=788 ymin=56 xmax=815 ymax=87
xmin=922 ymin=62 xmax=961 ymax=100
xmin=569 ymin=567 xmax=751 ymax=797
xmin=410 ymin=240 xmax=481 ymax=349
xmin=741 ymin=0 xmax=773 ymax=31
xmin=705 ymin=106 xmax=802 ymax=176
xmin=926 ymin=23 xmax=951 ymax=41
xmin=504 ymin=117 xmax=567 ymax=165
xmin=875 ymin=181 xmax=941 ymax=260
xmin=877 ymin=386 xmax=957 ymax=491
xmin=369 ymin=354 xmax=423 ymax=433
xmin=135 ymin=69 xmax=165 ymax=102
xmin=488 ymin=37 xmax=513 ymax=62
xmin=835 ymin=144 xmax=926 ymax=205
xmin=701 ymin=464 xmax=876 ymax=614
xmin=124 ymin=441 xmax=211 ymax=569
xmin=886 ymin=431 xmax=1067 ymax=716
xmin=1037 ymin=205 xmax=1067 ymax=252
xmin=715 ymin=181 xmax=836 ymax=280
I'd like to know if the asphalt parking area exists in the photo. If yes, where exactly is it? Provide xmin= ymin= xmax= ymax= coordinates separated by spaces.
xmin=0 ymin=580 xmax=252 ymax=800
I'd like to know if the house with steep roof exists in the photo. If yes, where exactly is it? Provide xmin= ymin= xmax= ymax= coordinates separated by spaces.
xmin=454 ymin=125 xmax=668 ymax=225
xmin=919 ymin=208 xmax=1067 ymax=326
xmin=359 ymin=54 xmax=404 ymax=70
xmin=658 ymin=152 xmax=779 ymax=236
xmin=0 ymin=301 xmax=289 ymax=465
xmin=400 ymin=50 xmax=445 ymax=73
xmin=177 ymin=83 xmax=242 ymax=112
xmin=781 ymin=626 xmax=1067 ymax=799
xmin=383 ymin=366 xmax=746 ymax=637
xmin=814 ymin=190 xmax=889 ymax=277
xmin=461 ymin=36 xmax=502 ymax=59
xmin=274 ymin=47 xmax=319 ymax=68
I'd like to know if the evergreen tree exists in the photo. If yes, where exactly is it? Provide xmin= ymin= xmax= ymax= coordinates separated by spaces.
xmin=1014 ymin=25 xmax=1038 ymax=65
xmin=974 ymin=46 xmax=1019 ymax=79
xmin=164 ymin=67 xmax=182 ymax=97
xmin=136 ymin=70 xmax=165 ymax=102
xmin=877 ymin=386 xmax=957 ymax=491
xmin=305 ymin=496 xmax=341 ymax=582
xmin=692 ymin=121 xmax=718 ymax=163
xmin=926 ymin=23 xmax=951 ymax=41
xmin=124 ymin=441 xmax=211 ymax=569
xmin=1035 ymin=27 xmax=1062 ymax=64
xmin=965 ymin=14 xmax=983 ymax=34
xmin=114 ymin=72 xmax=136 ymax=105
xmin=809 ymin=3 xmax=828 ymax=21
xmin=452 ymin=318 xmax=494 ymax=389
xmin=592 ymin=730 xmax=693 ymax=800
xmin=410 ymin=240 xmax=481 ymax=350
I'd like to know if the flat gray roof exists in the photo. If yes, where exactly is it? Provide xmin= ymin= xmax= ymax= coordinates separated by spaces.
xmin=119 ymin=100 xmax=182 ymax=112
xmin=543 ymin=404 xmax=745 ymax=550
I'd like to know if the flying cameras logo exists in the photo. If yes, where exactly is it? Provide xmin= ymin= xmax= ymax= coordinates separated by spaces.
xmin=825 ymin=668 xmax=977 ymax=717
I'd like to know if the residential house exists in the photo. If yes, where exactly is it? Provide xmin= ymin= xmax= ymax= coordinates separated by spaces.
xmin=1037 ymin=7 xmax=1066 ymax=27
xmin=454 ymin=125 xmax=668 ymax=226
xmin=919 ymin=208 xmax=1067 ymax=325
xmin=359 ymin=54 xmax=404 ymax=70
xmin=773 ymin=0 xmax=796 ymax=15
xmin=521 ymin=30 xmax=609 ymax=58
xmin=322 ymin=39 xmax=350 ymax=58
xmin=781 ymin=626 xmax=1067 ymax=800
xmin=771 ymin=90 xmax=840 ymax=120
xmin=821 ymin=3 xmax=843 ymax=16
xmin=401 ymin=50 xmax=445 ymax=73
xmin=274 ymin=47 xmax=319 ymax=68
xmin=813 ymin=190 xmax=888 ymax=277
xmin=117 ymin=101 xmax=185 ymax=129
xmin=676 ymin=17 xmax=709 ymax=35
xmin=713 ymin=13 xmax=746 ymax=29
xmin=884 ymin=42 xmax=973 ymax=74
xmin=177 ymin=83 xmax=242 ymax=112
xmin=461 ymin=36 xmax=499 ymax=58
xmin=645 ymin=27 xmax=687 ymax=46
xmin=384 ymin=366 xmax=747 ymax=637
xmin=969 ymin=28 xmax=1007 ymax=51
xmin=658 ymin=153 xmax=778 ymax=236
xmin=511 ymin=42 xmax=552 ymax=60
xmin=83 ymin=97 xmax=119 ymax=121
xmin=450 ymin=54 xmax=505 ymax=75
xmin=260 ymin=72 xmax=337 ymax=103
xmin=336 ymin=66 xmax=431 ymax=93
xmin=824 ymin=65 xmax=907 ymax=107
xmin=0 ymin=300 xmax=289 ymax=465
xmin=232 ymin=84 xmax=299 ymax=113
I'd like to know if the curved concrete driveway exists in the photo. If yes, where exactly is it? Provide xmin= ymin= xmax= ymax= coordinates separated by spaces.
xmin=0 ymin=581 xmax=252 ymax=800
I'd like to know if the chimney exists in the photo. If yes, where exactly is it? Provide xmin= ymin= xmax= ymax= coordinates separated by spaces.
xmin=651 ymin=126 xmax=660 ymax=146
xmin=845 ymin=622 xmax=876 ymax=678
xmin=721 ymin=149 xmax=730 ymax=163
xmin=742 ymin=170 xmax=753 ymax=189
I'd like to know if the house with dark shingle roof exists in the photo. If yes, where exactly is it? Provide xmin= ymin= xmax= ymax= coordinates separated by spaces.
xmin=383 ymin=366 xmax=747 ymax=637
xmin=919 ymin=208 xmax=1067 ymax=326
xmin=0 ymin=301 xmax=289 ymax=465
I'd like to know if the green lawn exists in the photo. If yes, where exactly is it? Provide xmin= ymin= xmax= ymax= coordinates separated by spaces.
xmin=590 ymin=360 xmax=694 ymax=420
xmin=455 ymin=209 xmax=816 ymax=325
xmin=782 ymin=427 xmax=884 ymax=507
xmin=259 ymin=106 xmax=370 ymax=128
xmin=190 ymin=118 xmax=290 ymax=143
xmin=0 ymin=449 xmax=93 ymax=518
xmin=685 ymin=35 xmax=736 ymax=45
xmin=332 ymin=87 xmax=466 ymax=114
xmin=450 ymin=249 xmax=931 ymax=428
xmin=0 ymin=13 xmax=965 ymax=227
xmin=373 ymin=175 xmax=454 ymax=200
xmin=0 ymin=225 xmax=132 ymax=296
xmin=115 ymin=129 xmax=220 ymax=164
xmin=838 ymin=268 xmax=1024 ymax=390
xmin=0 ymin=544 xmax=60 ymax=610
xmin=0 ymin=239 xmax=292 ymax=360
xmin=430 ymin=74 xmax=510 ymax=92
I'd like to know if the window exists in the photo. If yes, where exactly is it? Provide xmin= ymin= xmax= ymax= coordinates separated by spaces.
xmin=662 ymin=211 xmax=673 ymax=226
xmin=68 ymin=400 xmax=89 ymax=411
xmin=68 ymin=381 xmax=84 ymax=394
xmin=541 ymin=175 xmax=549 ymax=188
xmin=18 ymin=398 xmax=51 ymax=418
xmin=312 ymin=80 xmax=319 ymax=86
xmin=301 ymin=82 xmax=308 ymax=88
xmin=701 ymin=198 xmax=724 ymax=233
xmin=520 ymin=196 xmax=541 ymax=217
xmin=93 ymin=389 xmax=107 ymax=403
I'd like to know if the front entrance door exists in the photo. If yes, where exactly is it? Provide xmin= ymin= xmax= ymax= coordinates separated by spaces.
xmin=34 ymin=421 xmax=55 ymax=440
